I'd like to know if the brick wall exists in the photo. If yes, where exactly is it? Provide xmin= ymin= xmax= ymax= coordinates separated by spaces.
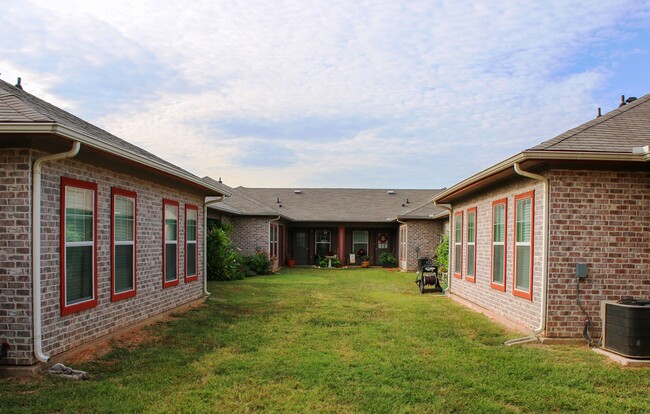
xmin=404 ymin=220 xmax=445 ymax=270
xmin=1 ymin=148 xmax=207 ymax=366
xmin=0 ymin=149 xmax=33 ymax=365
xmin=449 ymin=178 xmax=545 ymax=331
xmin=229 ymin=216 xmax=270 ymax=256
xmin=546 ymin=169 xmax=650 ymax=338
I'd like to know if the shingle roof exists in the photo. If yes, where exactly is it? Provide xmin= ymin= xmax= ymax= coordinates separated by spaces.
xmin=214 ymin=187 xmax=445 ymax=222
xmin=529 ymin=94 xmax=650 ymax=153
xmin=0 ymin=79 xmax=226 ymax=195
xmin=433 ymin=92 xmax=650 ymax=204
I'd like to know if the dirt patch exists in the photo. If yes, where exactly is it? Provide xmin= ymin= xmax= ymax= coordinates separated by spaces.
xmin=65 ymin=321 xmax=166 ymax=365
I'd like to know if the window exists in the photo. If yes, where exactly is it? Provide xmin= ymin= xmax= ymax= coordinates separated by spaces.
xmin=513 ymin=191 xmax=534 ymax=300
xmin=453 ymin=212 xmax=463 ymax=278
xmin=61 ymin=178 xmax=97 ymax=315
xmin=111 ymin=188 xmax=137 ymax=301
xmin=353 ymin=230 xmax=369 ymax=257
xmin=163 ymin=199 xmax=179 ymax=288
xmin=185 ymin=205 xmax=198 ymax=282
xmin=315 ymin=229 xmax=331 ymax=258
xmin=399 ymin=225 xmax=407 ymax=263
xmin=466 ymin=207 xmax=477 ymax=283
xmin=490 ymin=199 xmax=507 ymax=291
xmin=269 ymin=222 xmax=279 ymax=266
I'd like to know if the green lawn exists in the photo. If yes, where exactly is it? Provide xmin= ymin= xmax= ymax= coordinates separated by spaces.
xmin=3 ymin=268 xmax=649 ymax=413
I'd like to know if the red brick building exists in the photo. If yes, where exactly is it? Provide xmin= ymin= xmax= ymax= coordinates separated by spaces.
xmin=433 ymin=95 xmax=650 ymax=339
xmin=207 ymin=185 xmax=447 ymax=270
xmin=0 ymin=79 xmax=228 ymax=371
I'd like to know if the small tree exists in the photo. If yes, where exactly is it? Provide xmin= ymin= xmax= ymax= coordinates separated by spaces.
xmin=433 ymin=234 xmax=449 ymax=273
xmin=206 ymin=222 xmax=242 ymax=281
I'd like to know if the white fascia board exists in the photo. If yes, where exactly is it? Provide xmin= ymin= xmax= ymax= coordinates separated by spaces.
xmin=432 ymin=150 xmax=645 ymax=203
xmin=0 ymin=122 xmax=230 ymax=196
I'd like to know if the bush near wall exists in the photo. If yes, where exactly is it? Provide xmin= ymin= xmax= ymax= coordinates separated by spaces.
xmin=206 ymin=223 xmax=274 ymax=280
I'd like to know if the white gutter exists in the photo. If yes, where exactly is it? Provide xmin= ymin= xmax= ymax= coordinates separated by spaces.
xmin=632 ymin=145 xmax=650 ymax=161
xmin=203 ymin=196 xmax=224 ymax=296
xmin=433 ymin=150 xmax=645 ymax=204
xmin=513 ymin=162 xmax=549 ymax=336
xmin=1 ymin=123 xmax=229 ymax=196
xmin=433 ymin=202 xmax=453 ymax=292
xmin=33 ymin=141 xmax=81 ymax=363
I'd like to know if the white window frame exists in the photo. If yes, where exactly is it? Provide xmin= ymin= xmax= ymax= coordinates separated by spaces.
xmin=491 ymin=199 xmax=507 ymax=291
xmin=111 ymin=188 xmax=137 ymax=301
xmin=185 ymin=205 xmax=199 ymax=282
xmin=163 ymin=199 xmax=179 ymax=288
xmin=61 ymin=178 xmax=97 ymax=316
xmin=513 ymin=191 xmax=534 ymax=300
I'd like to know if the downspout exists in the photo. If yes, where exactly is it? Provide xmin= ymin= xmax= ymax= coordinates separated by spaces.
xmin=434 ymin=202 xmax=453 ymax=292
xmin=505 ymin=162 xmax=549 ymax=345
xmin=203 ymin=196 xmax=224 ymax=296
xmin=33 ymin=141 xmax=81 ymax=363
xmin=268 ymin=216 xmax=281 ymax=268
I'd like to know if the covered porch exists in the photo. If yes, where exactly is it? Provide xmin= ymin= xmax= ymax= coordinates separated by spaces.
xmin=284 ymin=223 xmax=399 ymax=267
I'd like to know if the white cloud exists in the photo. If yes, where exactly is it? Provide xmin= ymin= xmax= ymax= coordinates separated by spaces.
xmin=2 ymin=0 xmax=650 ymax=187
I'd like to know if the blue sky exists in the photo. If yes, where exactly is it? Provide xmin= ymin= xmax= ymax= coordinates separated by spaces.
xmin=1 ymin=0 xmax=650 ymax=188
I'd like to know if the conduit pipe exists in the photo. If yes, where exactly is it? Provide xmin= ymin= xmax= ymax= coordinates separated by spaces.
xmin=203 ymin=196 xmax=224 ymax=296
xmin=33 ymin=141 xmax=81 ymax=363
xmin=505 ymin=163 xmax=549 ymax=346
xmin=433 ymin=202 xmax=453 ymax=292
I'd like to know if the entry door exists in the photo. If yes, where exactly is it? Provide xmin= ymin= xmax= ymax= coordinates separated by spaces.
xmin=376 ymin=232 xmax=390 ymax=264
xmin=294 ymin=231 xmax=309 ymax=265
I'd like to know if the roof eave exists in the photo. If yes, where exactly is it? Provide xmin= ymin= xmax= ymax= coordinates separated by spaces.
xmin=0 ymin=122 xmax=230 ymax=197
xmin=433 ymin=150 xmax=645 ymax=204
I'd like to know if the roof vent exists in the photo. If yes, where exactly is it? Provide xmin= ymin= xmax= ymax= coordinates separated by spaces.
xmin=626 ymin=97 xmax=637 ymax=103
xmin=387 ymin=190 xmax=395 ymax=195
xmin=15 ymin=77 xmax=23 ymax=90
xmin=294 ymin=190 xmax=301 ymax=194
xmin=619 ymin=95 xmax=626 ymax=108
xmin=597 ymin=107 xmax=602 ymax=118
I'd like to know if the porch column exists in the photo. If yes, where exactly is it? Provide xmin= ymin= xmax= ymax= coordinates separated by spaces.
xmin=338 ymin=226 xmax=346 ymax=262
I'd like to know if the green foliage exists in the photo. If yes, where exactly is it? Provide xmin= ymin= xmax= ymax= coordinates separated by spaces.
xmin=434 ymin=233 xmax=449 ymax=272
xmin=239 ymin=252 xmax=274 ymax=277
xmin=207 ymin=222 xmax=274 ymax=280
xmin=4 ymin=268 xmax=650 ymax=413
xmin=206 ymin=222 xmax=242 ymax=281
xmin=317 ymin=257 xmax=341 ymax=268
xmin=378 ymin=252 xmax=396 ymax=264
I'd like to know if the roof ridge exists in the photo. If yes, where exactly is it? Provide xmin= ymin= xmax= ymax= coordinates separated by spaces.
xmin=531 ymin=93 xmax=650 ymax=151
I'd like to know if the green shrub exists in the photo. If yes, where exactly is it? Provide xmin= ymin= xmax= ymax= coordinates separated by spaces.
xmin=206 ymin=222 xmax=243 ymax=281
xmin=378 ymin=252 xmax=396 ymax=265
xmin=317 ymin=257 xmax=341 ymax=268
xmin=434 ymin=234 xmax=449 ymax=273
xmin=240 ymin=252 xmax=274 ymax=276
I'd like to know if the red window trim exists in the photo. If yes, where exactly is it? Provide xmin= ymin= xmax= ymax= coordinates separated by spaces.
xmin=162 ymin=199 xmax=180 ymax=288
xmin=465 ymin=207 xmax=477 ymax=283
xmin=111 ymin=188 xmax=138 ymax=301
xmin=513 ymin=191 xmax=534 ymax=300
xmin=453 ymin=211 xmax=463 ymax=279
xmin=184 ymin=204 xmax=199 ymax=283
xmin=60 ymin=177 xmax=98 ymax=316
xmin=490 ymin=198 xmax=507 ymax=292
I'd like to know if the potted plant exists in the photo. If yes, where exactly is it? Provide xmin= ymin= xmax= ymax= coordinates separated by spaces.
xmin=357 ymin=248 xmax=371 ymax=268
xmin=287 ymin=256 xmax=295 ymax=268
xmin=379 ymin=252 xmax=396 ymax=268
